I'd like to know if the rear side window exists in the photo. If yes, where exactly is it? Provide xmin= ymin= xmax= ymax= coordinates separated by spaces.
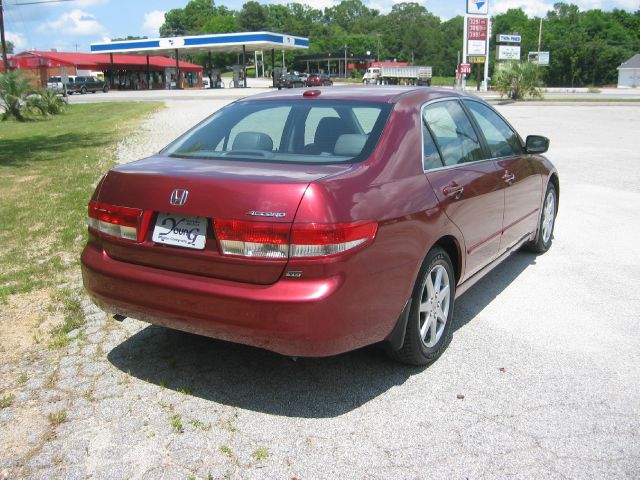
xmin=422 ymin=124 xmax=444 ymax=171
xmin=163 ymin=100 xmax=391 ymax=164
xmin=464 ymin=101 xmax=523 ymax=158
xmin=422 ymin=100 xmax=484 ymax=166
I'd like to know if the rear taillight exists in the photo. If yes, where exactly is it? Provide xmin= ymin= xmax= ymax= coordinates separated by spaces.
xmin=291 ymin=222 xmax=378 ymax=257
xmin=88 ymin=200 xmax=146 ymax=242
xmin=214 ymin=219 xmax=377 ymax=259
xmin=214 ymin=219 xmax=290 ymax=259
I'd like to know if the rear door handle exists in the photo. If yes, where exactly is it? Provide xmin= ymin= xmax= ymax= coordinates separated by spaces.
xmin=442 ymin=184 xmax=464 ymax=199
xmin=502 ymin=171 xmax=516 ymax=184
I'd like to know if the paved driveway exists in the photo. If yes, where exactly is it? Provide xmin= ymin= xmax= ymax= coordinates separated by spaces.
xmin=1 ymin=100 xmax=638 ymax=479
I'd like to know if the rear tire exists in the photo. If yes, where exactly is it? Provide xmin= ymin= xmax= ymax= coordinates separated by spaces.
xmin=388 ymin=247 xmax=456 ymax=366
xmin=80 ymin=86 xmax=87 ymax=94
xmin=525 ymin=183 xmax=557 ymax=253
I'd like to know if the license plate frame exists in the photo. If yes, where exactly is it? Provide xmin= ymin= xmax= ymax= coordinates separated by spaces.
xmin=152 ymin=213 xmax=207 ymax=250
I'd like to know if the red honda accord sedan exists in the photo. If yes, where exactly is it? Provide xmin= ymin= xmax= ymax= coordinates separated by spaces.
xmin=81 ymin=87 xmax=558 ymax=365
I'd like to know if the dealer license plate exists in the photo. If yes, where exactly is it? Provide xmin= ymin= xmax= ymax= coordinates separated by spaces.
xmin=152 ymin=213 xmax=207 ymax=250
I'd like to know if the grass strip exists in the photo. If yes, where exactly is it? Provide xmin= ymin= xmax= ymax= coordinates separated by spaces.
xmin=0 ymin=102 xmax=162 ymax=303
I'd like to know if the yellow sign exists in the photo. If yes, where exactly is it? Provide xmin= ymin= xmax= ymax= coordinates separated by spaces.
xmin=468 ymin=56 xmax=486 ymax=63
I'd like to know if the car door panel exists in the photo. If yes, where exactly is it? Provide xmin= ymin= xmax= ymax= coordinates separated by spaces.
xmin=497 ymin=157 xmax=543 ymax=250
xmin=462 ymin=100 xmax=543 ymax=253
xmin=427 ymin=163 xmax=504 ymax=280
xmin=422 ymin=100 xmax=505 ymax=281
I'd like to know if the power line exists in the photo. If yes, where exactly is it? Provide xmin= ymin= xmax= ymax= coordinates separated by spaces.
xmin=11 ymin=0 xmax=76 ymax=5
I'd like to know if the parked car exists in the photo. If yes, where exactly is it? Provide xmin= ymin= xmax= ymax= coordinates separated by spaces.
xmin=298 ymin=72 xmax=309 ymax=84
xmin=46 ymin=75 xmax=77 ymax=94
xmin=306 ymin=73 xmax=333 ymax=86
xmin=81 ymin=87 xmax=558 ymax=366
xmin=275 ymin=74 xmax=305 ymax=89
xmin=67 ymin=76 xmax=109 ymax=94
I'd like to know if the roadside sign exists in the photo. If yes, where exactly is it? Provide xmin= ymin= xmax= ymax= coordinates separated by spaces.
xmin=529 ymin=51 xmax=550 ymax=66
xmin=468 ymin=41 xmax=486 ymax=55
xmin=467 ymin=0 xmax=489 ymax=15
xmin=497 ymin=45 xmax=521 ymax=60
xmin=468 ymin=17 xmax=487 ymax=40
xmin=468 ymin=56 xmax=486 ymax=64
xmin=459 ymin=63 xmax=472 ymax=74
xmin=498 ymin=34 xmax=521 ymax=43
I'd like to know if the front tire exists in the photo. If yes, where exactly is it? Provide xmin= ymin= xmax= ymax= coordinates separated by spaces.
xmin=526 ymin=183 xmax=557 ymax=253
xmin=80 ymin=86 xmax=87 ymax=94
xmin=388 ymin=247 xmax=456 ymax=366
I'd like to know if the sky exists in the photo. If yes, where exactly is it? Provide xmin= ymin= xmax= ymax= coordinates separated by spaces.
xmin=3 ymin=0 xmax=639 ymax=54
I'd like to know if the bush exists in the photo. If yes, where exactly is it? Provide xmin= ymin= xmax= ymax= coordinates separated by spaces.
xmin=27 ymin=89 xmax=66 ymax=116
xmin=0 ymin=70 xmax=32 ymax=121
xmin=0 ymin=71 xmax=66 ymax=120
xmin=494 ymin=62 xmax=543 ymax=100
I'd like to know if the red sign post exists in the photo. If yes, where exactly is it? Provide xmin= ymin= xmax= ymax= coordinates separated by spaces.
xmin=459 ymin=63 xmax=472 ymax=75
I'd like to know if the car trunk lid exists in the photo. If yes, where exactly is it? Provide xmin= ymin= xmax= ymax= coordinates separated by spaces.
xmin=95 ymin=156 xmax=346 ymax=285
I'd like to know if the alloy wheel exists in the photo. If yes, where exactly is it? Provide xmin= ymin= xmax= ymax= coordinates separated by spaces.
xmin=419 ymin=264 xmax=451 ymax=348
xmin=542 ymin=190 xmax=556 ymax=244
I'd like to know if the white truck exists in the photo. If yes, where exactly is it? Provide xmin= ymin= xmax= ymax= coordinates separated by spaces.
xmin=363 ymin=65 xmax=433 ymax=86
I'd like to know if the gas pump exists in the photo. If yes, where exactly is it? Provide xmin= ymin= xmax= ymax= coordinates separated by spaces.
xmin=231 ymin=65 xmax=245 ymax=88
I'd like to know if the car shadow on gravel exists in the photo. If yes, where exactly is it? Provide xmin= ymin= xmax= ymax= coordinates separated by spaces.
xmin=107 ymin=251 xmax=537 ymax=418
xmin=453 ymin=251 xmax=538 ymax=333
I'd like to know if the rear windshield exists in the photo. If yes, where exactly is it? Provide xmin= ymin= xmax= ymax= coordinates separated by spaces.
xmin=162 ymin=99 xmax=392 ymax=164
xmin=48 ymin=77 xmax=61 ymax=82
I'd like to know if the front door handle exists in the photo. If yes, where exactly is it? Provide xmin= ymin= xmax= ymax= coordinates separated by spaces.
xmin=502 ymin=170 xmax=516 ymax=184
xmin=442 ymin=183 xmax=464 ymax=199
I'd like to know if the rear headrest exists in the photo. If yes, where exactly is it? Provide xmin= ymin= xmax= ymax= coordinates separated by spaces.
xmin=314 ymin=117 xmax=352 ymax=152
xmin=232 ymin=132 xmax=273 ymax=151
xmin=334 ymin=134 xmax=368 ymax=156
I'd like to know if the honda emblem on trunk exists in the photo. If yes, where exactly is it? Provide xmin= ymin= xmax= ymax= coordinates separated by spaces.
xmin=169 ymin=189 xmax=189 ymax=206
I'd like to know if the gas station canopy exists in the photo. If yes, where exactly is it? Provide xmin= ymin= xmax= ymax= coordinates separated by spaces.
xmin=90 ymin=31 xmax=309 ymax=55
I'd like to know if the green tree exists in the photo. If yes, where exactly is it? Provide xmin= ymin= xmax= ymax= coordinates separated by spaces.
xmin=381 ymin=3 xmax=442 ymax=69
xmin=439 ymin=16 xmax=464 ymax=77
xmin=111 ymin=36 xmax=148 ymax=41
xmin=324 ymin=0 xmax=379 ymax=34
xmin=6 ymin=41 xmax=14 ymax=54
xmin=237 ymin=1 xmax=269 ymax=31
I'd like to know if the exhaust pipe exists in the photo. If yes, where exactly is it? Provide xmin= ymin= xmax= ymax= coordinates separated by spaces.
xmin=112 ymin=314 xmax=126 ymax=322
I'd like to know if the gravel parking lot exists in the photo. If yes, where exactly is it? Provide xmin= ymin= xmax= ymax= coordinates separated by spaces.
xmin=1 ymin=95 xmax=638 ymax=479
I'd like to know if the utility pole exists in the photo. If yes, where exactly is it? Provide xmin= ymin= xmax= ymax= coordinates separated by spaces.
xmin=537 ymin=18 xmax=543 ymax=53
xmin=0 ymin=0 xmax=9 ymax=72
xmin=344 ymin=44 xmax=347 ymax=78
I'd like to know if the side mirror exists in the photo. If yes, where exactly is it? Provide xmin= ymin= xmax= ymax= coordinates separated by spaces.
xmin=525 ymin=135 xmax=550 ymax=154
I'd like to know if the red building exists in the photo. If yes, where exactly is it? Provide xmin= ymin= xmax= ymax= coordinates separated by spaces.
xmin=9 ymin=50 xmax=203 ymax=90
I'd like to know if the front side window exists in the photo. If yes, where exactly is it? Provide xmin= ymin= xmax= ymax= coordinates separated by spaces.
xmin=464 ymin=100 xmax=523 ymax=158
xmin=163 ymin=100 xmax=391 ymax=164
xmin=422 ymin=100 xmax=484 ymax=166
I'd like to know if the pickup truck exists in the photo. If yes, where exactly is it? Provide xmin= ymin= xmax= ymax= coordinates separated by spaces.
xmin=47 ymin=75 xmax=77 ymax=94
xmin=67 ymin=76 xmax=109 ymax=94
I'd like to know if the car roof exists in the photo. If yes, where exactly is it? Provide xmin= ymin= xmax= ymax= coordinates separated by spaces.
xmin=239 ymin=86 xmax=478 ymax=104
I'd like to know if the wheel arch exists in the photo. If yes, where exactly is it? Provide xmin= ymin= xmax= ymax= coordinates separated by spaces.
xmin=548 ymin=172 xmax=559 ymax=213
xmin=433 ymin=235 xmax=462 ymax=285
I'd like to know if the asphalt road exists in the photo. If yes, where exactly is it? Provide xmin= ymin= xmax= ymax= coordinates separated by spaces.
xmin=1 ymin=97 xmax=638 ymax=479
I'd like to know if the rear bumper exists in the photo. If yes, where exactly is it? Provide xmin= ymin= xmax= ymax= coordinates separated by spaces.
xmin=81 ymin=243 xmax=373 ymax=357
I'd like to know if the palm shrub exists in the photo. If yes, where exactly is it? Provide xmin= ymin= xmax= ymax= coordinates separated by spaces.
xmin=0 ymin=70 xmax=32 ymax=121
xmin=27 ymin=88 xmax=66 ymax=116
xmin=494 ymin=62 xmax=543 ymax=100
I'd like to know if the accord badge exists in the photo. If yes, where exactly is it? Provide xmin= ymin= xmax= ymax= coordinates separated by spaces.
xmin=247 ymin=211 xmax=286 ymax=218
